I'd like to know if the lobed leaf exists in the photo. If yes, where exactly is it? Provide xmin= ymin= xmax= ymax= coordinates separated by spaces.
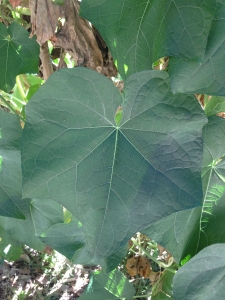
xmin=22 ymin=68 xmax=207 ymax=260
xmin=0 ymin=22 xmax=39 ymax=92
xmin=80 ymin=0 xmax=216 ymax=79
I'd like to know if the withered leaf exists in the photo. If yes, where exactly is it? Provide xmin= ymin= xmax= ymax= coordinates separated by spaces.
xmin=126 ymin=256 xmax=151 ymax=278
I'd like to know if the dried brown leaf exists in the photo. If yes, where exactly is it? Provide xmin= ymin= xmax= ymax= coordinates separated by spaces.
xmin=126 ymin=255 xmax=151 ymax=278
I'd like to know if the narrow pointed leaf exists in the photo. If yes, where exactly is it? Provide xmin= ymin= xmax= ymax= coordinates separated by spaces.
xmin=22 ymin=68 xmax=207 ymax=259
xmin=0 ymin=22 xmax=39 ymax=92
xmin=0 ymin=110 xmax=25 ymax=219
xmin=169 ymin=2 xmax=225 ymax=95
xmin=80 ymin=0 xmax=216 ymax=79
xmin=79 ymin=269 xmax=135 ymax=300
xmin=173 ymin=244 xmax=225 ymax=300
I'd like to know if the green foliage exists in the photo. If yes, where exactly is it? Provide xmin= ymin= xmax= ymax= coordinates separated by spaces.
xmin=173 ymin=244 xmax=225 ymax=300
xmin=21 ymin=68 xmax=206 ymax=261
xmin=0 ymin=110 xmax=25 ymax=218
xmin=204 ymin=95 xmax=225 ymax=116
xmin=0 ymin=22 xmax=39 ymax=92
xmin=169 ymin=2 xmax=225 ymax=95
xmin=0 ymin=0 xmax=225 ymax=299
xmin=80 ymin=0 xmax=216 ymax=79
xmin=79 ymin=269 xmax=136 ymax=300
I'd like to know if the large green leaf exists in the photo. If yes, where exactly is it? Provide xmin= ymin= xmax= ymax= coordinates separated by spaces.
xmin=0 ymin=22 xmax=39 ymax=92
xmin=79 ymin=269 xmax=135 ymax=300
xmin=143 ymin=116 xmax=225 ymax=262
xmin=173 ymin=244 xmax=225 ymax=300
xmin=80 ymin=0 xmax=216 ymax=79
xmin=0 ymin=110 xmax=25 ymax=218
xmin=22 ymin=68 xmax=207 ymax=260
xmin=169 ymin=2 xmax=225 ymax=95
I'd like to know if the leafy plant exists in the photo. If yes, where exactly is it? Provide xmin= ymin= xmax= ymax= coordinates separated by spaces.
xmin=0 ymin=0 xmax=225 ymax=299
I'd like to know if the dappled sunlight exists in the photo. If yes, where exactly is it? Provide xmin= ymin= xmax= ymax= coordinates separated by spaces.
xmin=124 ymin=64 xmax=128 ymax=74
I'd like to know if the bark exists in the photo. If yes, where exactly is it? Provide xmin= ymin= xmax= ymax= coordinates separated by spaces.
xmin=39 ymin=41 xmax=54 ymax=80
xmin=29 ymin=0 xmax=117 ymax=77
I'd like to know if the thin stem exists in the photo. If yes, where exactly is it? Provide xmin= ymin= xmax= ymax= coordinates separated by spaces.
xmin=132 ymin=294 xmax=152 ymax=299
xmin=131 ymin=238 xmax=176 ymax=273
xmin=0 ymin=94 xmax=25 ymax=123
xmin=137 ymin=232 xmax=141 ymax=255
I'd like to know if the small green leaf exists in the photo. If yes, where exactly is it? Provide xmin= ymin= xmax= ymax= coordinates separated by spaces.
xmin=204 ymin=96 xmax=225 ymax=117
xmin=114 ymin=105 xmax=123 ymax=126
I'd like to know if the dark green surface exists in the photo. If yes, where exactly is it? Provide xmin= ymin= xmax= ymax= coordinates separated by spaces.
xmin=173 ymin=244 xmax=225 ymax=300
xmin=0 ymin=22 xmax=39 ymax=92
xmin=79 ymin=269 xmax=135 ymax=300
xmin=80 ymin=0 xmax=216 ymax=79
xmin=22 ymin=67 xmax=207 ymax=260
xmin=144 ymin=116 xmax=225 ymax=265
xmin=0 ymin=110 xmax=25 ymax=218
xmin=169 ymin=2 xmax=225 ymax=95
xmin=0 ymin=198 xmax=45 ymax=251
